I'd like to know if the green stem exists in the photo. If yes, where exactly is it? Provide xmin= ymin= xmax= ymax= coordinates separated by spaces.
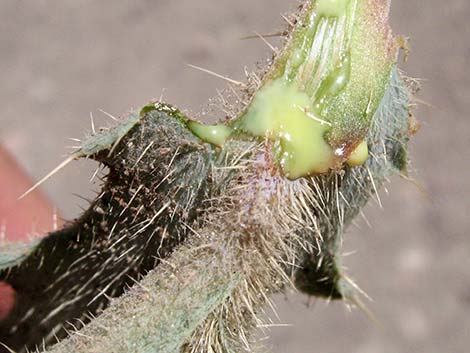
xmin=0 ymin=1 xmax=412 ymax=352
xmin=189 ymin=0 xmax=397 ymax=179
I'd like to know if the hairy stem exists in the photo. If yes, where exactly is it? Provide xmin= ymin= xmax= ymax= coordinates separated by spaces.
xmin=0 ymin=1 xmax=414 ymax=352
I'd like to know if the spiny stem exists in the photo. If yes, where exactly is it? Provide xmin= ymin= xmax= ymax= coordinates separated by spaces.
xmin=0 ymin=1 xmax=414 ymax=352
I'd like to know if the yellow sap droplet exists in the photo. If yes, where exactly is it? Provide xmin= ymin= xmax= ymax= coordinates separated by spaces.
xmin=315 ymin=0 xmax=350 ymax=17
xmin=347 ymin=140 xmax=369 ymax=167
xmin=187 ymin=121 xmax=232 ymax=147
xmin=236 ymin=79 xmax=335 ymax=179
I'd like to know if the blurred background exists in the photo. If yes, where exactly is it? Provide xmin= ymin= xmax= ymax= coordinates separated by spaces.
xmin=0 ymin=0 xmax=468 ymax=352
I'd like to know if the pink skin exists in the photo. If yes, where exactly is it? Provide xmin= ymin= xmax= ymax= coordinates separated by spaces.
xmin=0 ymin=145 xmax=62 ymax=321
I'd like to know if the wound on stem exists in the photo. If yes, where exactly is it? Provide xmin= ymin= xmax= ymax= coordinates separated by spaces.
xmin=188 ymin=0 xmax=396 ymax=179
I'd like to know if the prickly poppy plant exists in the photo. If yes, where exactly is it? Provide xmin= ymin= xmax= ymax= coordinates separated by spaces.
xmin=0 ymin=1 xmax=417 ymax=352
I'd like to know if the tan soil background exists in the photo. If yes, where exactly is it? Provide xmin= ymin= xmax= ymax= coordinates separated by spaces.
xmin=1 ymin=1 xmax=469 ymax=352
